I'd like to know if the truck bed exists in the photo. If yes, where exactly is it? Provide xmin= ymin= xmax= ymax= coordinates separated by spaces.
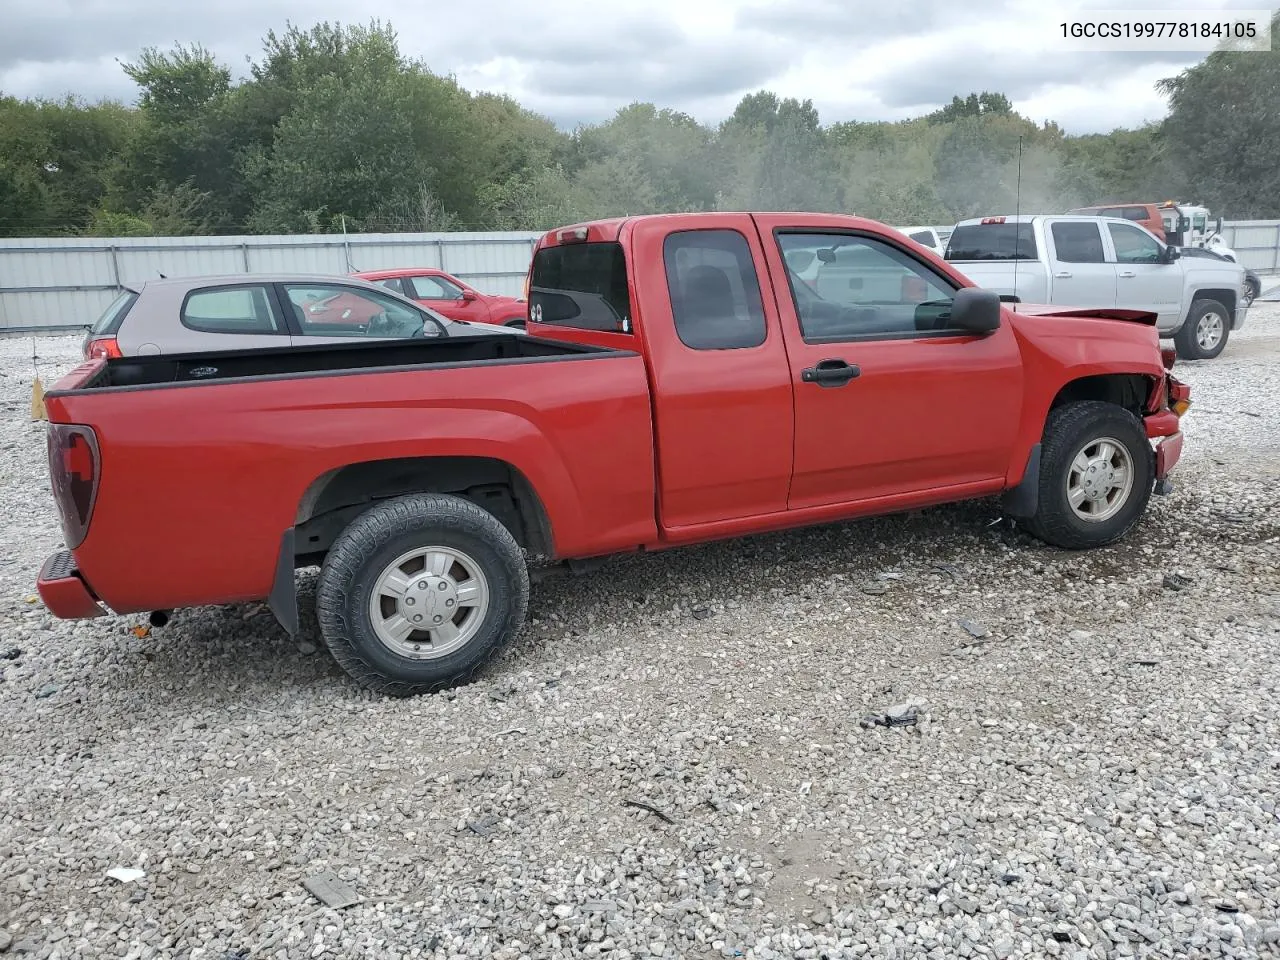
xmin=947 ymin=260 xmax=1049 ymax=303
xmin=41 ymin=331 xmax=659 ymax=617
xmin=61 ymin=332 xmax=614 ymax=393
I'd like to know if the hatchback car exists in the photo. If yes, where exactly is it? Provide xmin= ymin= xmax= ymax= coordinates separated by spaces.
xmin=82 ymin=273 xmax=518 ymax=359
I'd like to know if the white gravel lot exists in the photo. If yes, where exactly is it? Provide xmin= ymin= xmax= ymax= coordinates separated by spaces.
xmin=0 ymin=306 xmax=1277 ymax=960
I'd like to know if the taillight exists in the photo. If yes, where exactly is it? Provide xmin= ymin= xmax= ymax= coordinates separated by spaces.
xmin=47 ymin=424 xmax=100 ymax=549
xmin=85 ymin=336 xmax=122 ymax=360
xmin=1160 ymin=347 xmax=1176 ymax=370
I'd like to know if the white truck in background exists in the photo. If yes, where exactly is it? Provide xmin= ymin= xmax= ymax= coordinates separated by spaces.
xmin=894 ymin=226 xmax=945 ymax=253
xmin=1158 ymin=202 xmax=1240 ymax=261
xmin=944 ymin=214 xmax=1248 ymax=360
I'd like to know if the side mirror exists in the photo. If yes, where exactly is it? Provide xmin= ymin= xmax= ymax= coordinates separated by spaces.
xmin=951 ymin=287 xmax=1002 ymax=334
xmin=1163 ymin=245 xmax=1181 ymax=263
xmin=1213 ymin=217 xmax=1223 ymax=234
xmin=460 ymin=289 xmax=478 ymax=302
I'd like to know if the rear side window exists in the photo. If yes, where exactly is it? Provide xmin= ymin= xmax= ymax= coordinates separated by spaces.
xmin=1051 ymin=222 xmax=1105 ymax=263
xmin=375 ymin=277 xmax=405 ymax=295
xmin=1097 ymin=206 xmax=1146 ymax=222
xmin=664 ymin=229 xmax=767 ymax=350
xmin=529 ymin=242 xmax=632 ymax=333
xmin=181 ymin=285 xmax=284 ymax=334
xmin=91 ymin=291 xmax=138 ymax=335
xmin=945 ymin=223 xmax=1038 ymax=261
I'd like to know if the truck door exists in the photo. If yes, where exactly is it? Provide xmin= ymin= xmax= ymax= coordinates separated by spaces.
xmin=626 ymin=215 xmax=795 ymax=529
xmin=1102 ymin=220 xmax=1183 ymax=328
xmin=1045 ymin=220 xmax=1117 ymax=306
xmin=752 ymin=216 xmax=1024 ymax=509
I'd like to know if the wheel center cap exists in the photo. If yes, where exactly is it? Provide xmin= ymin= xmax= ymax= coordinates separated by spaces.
xmin=1081 ymin=460 xmax=1113 ymax=499
xmin=399 ymin=575 xmax=458 ymax=626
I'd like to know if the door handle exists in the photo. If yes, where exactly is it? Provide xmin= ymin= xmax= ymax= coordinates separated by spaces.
xmin=801 ymin=358 xmax=860 ymax=387
xmin=1054 ymin=271 xmax=1072 ymax=278
xmin=1118 ymin=270 xmax=1136 ymax=278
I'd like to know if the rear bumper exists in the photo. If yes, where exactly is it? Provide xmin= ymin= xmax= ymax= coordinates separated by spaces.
xmin=37 ymin=550 xmax=107 ymax=620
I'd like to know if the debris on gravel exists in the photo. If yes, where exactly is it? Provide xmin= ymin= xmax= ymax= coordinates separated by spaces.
xmin=0 ymin=305 xmax=1277 ymax=958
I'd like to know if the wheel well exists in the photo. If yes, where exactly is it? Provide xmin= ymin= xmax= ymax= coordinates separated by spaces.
xmin=1191 ymin=288 xmax=1236 ymax=319
xmin=292 ymin=456 xmax=554 ymax=565
xmin=1049 ymin=374 xmax=1152 ymax=419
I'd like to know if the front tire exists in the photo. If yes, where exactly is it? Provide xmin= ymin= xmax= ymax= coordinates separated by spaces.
xmin=315 ymin=494 xmax=529 ymax=697
xmin=1174 ymin=299 xmax=1230 ymax=360
xmin=1024 ymin=401 xmax=1153 ymax=550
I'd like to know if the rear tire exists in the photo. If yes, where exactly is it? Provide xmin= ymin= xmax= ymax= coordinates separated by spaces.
xmin=1023 ymin=401 xmax=1153 ymax=550
xmin=1174 ymin=299 xmax=1230 ymax=360
xmin=315 ymin=493 xmax=529 ymax=697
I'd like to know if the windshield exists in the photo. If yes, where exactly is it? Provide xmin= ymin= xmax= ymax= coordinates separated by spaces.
xmin=945 ymin=223 xmax=1038 ymax=261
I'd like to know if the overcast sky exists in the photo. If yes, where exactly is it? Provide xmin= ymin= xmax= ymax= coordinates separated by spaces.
xmin=0 ymin=0 xmax=1263 ymax=133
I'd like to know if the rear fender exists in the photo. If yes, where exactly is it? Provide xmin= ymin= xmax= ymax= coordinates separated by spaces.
xmin=293 ymin=414 xmax=582 ymax=552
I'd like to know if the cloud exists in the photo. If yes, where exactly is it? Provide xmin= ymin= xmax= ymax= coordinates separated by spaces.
xmin=0 ymin=0 xmax=1246 ymax=131
xmin=871 ymin=49 xmax=1204 ymax=110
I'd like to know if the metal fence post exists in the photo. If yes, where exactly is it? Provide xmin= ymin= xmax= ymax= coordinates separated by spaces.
xmin=1274 ymin=224 xmax=1279 ymax=271
xmin=108 ymin=245 xmax=122 ymax=291
xmin=436 ymin=238 xmax=446 ymax=271
xmin=241 ymin=243 xmax=251 ymax=273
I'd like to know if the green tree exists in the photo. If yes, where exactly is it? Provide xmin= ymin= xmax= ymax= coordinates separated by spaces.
xmin=1155 ymin=12 xmax=1280 ymax=217
xmin=927 ymin=91 xmax=1015 ymax=125
xmin=716 ymin=92 xmax=838 ymax=210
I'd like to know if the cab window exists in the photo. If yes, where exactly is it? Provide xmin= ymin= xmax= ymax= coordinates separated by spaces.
xmin=778 ymin=232 xmax=959 ymax=341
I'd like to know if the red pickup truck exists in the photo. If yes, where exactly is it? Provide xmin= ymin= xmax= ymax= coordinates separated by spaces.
xmin=37 ymin=212 xmax=1190 ymax=696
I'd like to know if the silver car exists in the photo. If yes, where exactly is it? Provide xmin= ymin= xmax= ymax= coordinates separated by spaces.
xmin=82 ymin=273 xmax=518 ymax=359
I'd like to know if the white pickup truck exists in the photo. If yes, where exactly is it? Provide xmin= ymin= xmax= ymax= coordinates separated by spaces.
xmin=944 ymin=214 xmax=1248 ymax=360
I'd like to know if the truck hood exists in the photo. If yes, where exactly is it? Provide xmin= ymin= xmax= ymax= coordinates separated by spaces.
xmin=1011 ymin=303 xmax=1159 ymax=326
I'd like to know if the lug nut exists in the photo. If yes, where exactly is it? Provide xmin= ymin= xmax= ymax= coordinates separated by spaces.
xmin=418 ymin=581 xmax=428 ymax=589
xmin=438 ymin=582 xmax=448 ymax=591
xmin=405 ymin=597 xmax=415 ymax=606
xmin=445 ymin=599 xmax=455 ymax=607
xmin=413 ymin=615 xmax=423 ymax=623
xmin=433 ymin=615 xmax=443 ymax=623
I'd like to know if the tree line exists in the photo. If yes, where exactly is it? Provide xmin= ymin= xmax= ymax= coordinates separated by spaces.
xmin=1 ymin=15 xmax=1276 ymax=239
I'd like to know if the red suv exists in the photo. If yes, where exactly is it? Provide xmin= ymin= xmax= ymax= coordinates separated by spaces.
xmin=354 ymin=268 xmax=528 ymax=327
xmin=1067 ymin=203 xmax=1167 ymax=242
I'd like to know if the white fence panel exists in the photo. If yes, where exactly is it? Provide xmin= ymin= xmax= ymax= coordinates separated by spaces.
xmin=1219 ymin=220 xmax=1280 ymax=273
xmin=0 ymin=231 xmax=542 ymax=333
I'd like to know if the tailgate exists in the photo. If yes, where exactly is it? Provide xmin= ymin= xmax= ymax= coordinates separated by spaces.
xmin=47 ymin=359 xmax=108 ymax=396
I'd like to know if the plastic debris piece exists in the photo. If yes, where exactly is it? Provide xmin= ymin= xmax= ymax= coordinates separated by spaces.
xmin=302 ymin=872 xmax=360 ymax=909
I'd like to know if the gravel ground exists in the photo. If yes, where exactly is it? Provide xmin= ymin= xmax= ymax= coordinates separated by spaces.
xmin=1 ymin=307 xmax=1278 ymax=960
